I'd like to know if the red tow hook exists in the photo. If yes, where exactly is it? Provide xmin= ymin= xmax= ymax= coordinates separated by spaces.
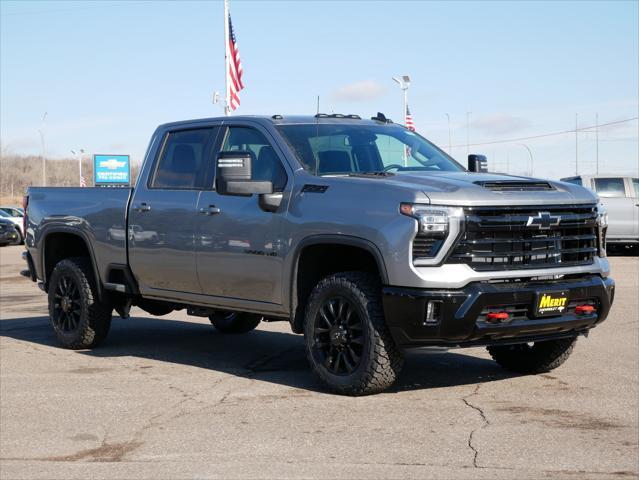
xmin=486 ymin=312 xmax=510 ymax=323
xmin=575 ymin=305 xmax=596 ymax=315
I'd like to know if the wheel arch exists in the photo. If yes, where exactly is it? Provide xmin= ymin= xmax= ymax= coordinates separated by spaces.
xmin=289 ymin=235 xmax=389 ymax=334
xmin=40 ymin=228 xmax=103 ymax=299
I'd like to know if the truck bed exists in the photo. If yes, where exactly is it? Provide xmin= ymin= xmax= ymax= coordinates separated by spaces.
xmin=27 ymin=187 xmax=132 ymax=286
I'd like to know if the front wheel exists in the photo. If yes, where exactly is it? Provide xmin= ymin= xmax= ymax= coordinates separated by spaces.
xmin=48 ymin=257 xmax=112 ymax=349
xmin=487 ymin=337 xmax=577 ymax=374
xmin=209 ymin=311 xmax=261 ymax=334
xmin=304 ymin=272 xmax=404 ymax=396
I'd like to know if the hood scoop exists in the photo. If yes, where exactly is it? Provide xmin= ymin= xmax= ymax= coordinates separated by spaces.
xmin=474 ymin=180 xmax=555 ymax=192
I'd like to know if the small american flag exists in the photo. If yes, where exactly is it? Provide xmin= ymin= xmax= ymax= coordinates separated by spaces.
xmin=80 ymin=176 xmax=86 ymax=187
xmin=227 ymin=14 xmax=244 ymax=111
xmin=405 ymin=106 xmax=415 ymax=131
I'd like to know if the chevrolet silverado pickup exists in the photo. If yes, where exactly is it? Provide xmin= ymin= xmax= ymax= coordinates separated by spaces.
xmin=22 ymin=114 xmax=615 ymax=395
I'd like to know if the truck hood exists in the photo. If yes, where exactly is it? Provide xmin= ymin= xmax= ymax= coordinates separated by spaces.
xmin=375 ymin=171 xmax=598 ymax=206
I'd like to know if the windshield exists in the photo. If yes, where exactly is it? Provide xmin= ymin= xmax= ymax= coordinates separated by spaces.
xmin=277 ymin=123 xmax=464 ymax=176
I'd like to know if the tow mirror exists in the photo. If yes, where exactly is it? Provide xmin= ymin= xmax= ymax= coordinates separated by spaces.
xmin=216 ymin=151 xmax=273 ymax=196
xmin=468 ymin=154 xmax=488 ymax=173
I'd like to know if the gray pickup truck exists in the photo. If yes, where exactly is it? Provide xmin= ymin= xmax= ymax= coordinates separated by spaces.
xmin=22 ymin=114 xmax=615 ymax=395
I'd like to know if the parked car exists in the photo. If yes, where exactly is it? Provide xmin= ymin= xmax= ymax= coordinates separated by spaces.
xmin=0 ymin=209 xmax=23 ymax=244
xmin=22 ymin=114 xmax=614 ymax=395
xmin=561 ymin=175 xmax=638 ymax=246
xmin=0 ymin=218 xmax=19 ymax=246
xmin=0 ymin=206 xmax=24 ymax=217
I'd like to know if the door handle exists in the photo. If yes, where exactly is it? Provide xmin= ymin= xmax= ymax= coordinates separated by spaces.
xmin=134 ymin=203 xmax=151 ymax=213
xmin=199 ymin=205 xmax=221 ymax=215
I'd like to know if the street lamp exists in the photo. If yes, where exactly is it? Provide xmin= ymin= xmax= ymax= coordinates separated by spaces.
xmin=518 ymin=143 xmax=534 ymax=176
xmin=445 ymin=113 xmax=452 ymax=154
xmin=71 ymin=149 xmax=85 ymax=186
xmin=392 ymin=75 xmax=411 ymax=125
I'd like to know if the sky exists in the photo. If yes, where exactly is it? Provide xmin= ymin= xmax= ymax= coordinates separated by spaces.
xmin=1 ymin=0 xmax=638 ymax=180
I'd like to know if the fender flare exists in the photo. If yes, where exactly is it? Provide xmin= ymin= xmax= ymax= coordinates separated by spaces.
xmin=39 ymin=226 xmax=104 ymax=299
xmin=287 ymin=234 xmax=389 ymax=331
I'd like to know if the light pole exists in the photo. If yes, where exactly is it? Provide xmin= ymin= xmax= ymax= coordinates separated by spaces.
xmin=466 ymin=111 xmax=472 ymax=157
xmin=392 ymin=75 xmax=411 ymax=126
xmin=445 ymin=113 xmax=452 ymax=154
xmin=518 ymin=143 xmax=534 ymax=176
xmin=71 ymin=149 xmax=85 ymax=186
xmin=38 ymin=112 xmax=47 ymax=186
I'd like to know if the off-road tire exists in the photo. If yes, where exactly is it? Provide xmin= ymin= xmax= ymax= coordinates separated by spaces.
xmin=48 ymin=257 xmax=112 ymax=349
xmin=487 ymin=337 xmax=577 ymax=374
xmin=304 ymin=272 xmax=404 ymax=396
xmin=209 ymin=311 xmax=261 ymax=334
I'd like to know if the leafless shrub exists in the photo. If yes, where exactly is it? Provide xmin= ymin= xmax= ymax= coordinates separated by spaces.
xmin=0 ymin=154 xmax=139 ymax=205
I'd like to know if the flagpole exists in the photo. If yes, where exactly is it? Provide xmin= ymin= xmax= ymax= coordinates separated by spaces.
xmin=223 ymin=0 xmax=231 ymax=116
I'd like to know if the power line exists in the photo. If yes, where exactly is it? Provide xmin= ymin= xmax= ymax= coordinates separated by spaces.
xmin=0 ymin=1 xmax=149 ymax=18
xmin=451 ymin=116 xmax=638 ymax=148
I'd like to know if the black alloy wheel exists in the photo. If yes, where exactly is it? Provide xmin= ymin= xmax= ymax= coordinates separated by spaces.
xmin=311 ymin=296 xmax=364 ymax=375
xmin=52 ymin=275 xmax=82 ymax=333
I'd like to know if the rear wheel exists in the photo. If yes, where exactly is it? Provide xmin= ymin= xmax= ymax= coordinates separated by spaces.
xmin=12 ymin=229 xmax=23 ymax=245
xmin=487 ymin=337 xmax=577 ymax=374
xmin=304 ymin=272 xmax=404 ymax=396
xmin=48 ymin=257 xmax=112 ymax=349
xmin=209 ymin=311 xmax=261 ymax=334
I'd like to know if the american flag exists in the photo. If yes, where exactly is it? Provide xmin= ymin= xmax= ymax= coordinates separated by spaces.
xmin=405 ymin=106 xmax=415 ymax=131
xmin=80 ymin=176 xmax=86 ymax=187
xmin=227 ymin=14 xmax=244 ymax=111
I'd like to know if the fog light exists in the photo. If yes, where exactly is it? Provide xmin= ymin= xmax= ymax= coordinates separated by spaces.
xmin=424 ymin=300 xmax=442 ymax=325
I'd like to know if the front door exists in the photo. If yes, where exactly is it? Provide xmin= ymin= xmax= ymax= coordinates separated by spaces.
xmin=129 ymin=127 xmax=218 ymax=294
xmin=195 ymin=125 xmax=290 ymax=304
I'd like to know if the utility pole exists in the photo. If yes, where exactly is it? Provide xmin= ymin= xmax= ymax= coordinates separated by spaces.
xmin=595 ymin=112 xmax=599 ymax=175
xmin=466 ymin=112 xmax=472 ymax=157
xmin=445 ymin=113 xmax=452 ymax=154
xmin=38 ymin=112 xmax=48 ymax=186
xmin=575 ymin=113 xmax=579 ymax=175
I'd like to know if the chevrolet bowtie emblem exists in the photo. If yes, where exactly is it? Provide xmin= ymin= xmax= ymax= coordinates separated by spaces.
xmin=526 ymin=211 xmax=561 ymax=230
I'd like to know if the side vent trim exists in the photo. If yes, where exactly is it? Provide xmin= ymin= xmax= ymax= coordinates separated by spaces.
xmin=301 ymin=184 xmax=329 ymax=193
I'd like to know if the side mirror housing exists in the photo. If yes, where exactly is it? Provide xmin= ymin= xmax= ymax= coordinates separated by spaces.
xmin=216 ymin=151 xmax=274 ymax=196
xmin=468 ymin=154 xmax=488 ymax=173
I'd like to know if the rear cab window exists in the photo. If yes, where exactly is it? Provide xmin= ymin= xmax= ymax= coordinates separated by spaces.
xmin=151 ymin=128 xmax=215 ymax=189
xmin=632 ymin=178 xmax=639 ymax=197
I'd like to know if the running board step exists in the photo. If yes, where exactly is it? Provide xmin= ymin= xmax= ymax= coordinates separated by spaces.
xmin=104 ymin=282 xmax=127 ymax=293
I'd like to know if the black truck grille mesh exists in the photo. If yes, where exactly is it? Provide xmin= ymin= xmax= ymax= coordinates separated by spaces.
xmin=446 ymin=204 xmax=597 ymax=271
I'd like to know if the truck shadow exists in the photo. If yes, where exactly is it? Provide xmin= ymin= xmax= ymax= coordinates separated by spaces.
xmin=0 ymin=315 xmax=517 ymax=394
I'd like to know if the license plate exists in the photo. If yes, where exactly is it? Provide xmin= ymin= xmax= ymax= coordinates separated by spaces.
xmin=534 ymin=291 xmax=569 ymax=317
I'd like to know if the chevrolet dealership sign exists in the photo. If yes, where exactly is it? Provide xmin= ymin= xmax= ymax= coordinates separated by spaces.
xmin=94 ymin=154 xmax=131 ymax=186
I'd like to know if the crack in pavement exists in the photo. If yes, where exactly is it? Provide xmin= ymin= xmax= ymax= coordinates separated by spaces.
xmin=461 ymin=383 xmax=489 ymax=468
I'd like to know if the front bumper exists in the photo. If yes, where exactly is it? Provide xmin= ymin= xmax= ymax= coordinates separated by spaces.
xmin=0 ymin=230 xmax=19 ymax=244
xmin=383 ymin=275 xmax=615 ymax=348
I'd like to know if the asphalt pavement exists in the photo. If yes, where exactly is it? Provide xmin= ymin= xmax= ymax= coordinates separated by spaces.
xmin=1 ymin=245 xmax=637 ymax=479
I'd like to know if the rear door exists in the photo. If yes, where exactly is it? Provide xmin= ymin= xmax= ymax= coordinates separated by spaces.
xmin=195 ymin=123 xmax=291 ymax=304
xmin=592 ymin=177 xmax=634 ymax=240
xmin=129 ymin=127 xmax=218 ymax=294
xmin=630 ymin=178 xmax=639 ymax=238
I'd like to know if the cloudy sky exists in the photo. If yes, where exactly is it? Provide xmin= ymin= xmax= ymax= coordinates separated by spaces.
xmin=1 ymin=0 xmax=637 ymax=179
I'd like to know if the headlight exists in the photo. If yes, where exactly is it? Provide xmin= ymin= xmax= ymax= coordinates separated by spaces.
xmin=400 ymin=204 xmax=464 ymax=263
xmin=596 ymin=203 xmax=608 ymax=258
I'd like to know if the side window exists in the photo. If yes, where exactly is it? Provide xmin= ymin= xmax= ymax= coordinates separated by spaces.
xmin=632 ymin=178 xmax=639 ymax=197
xmin=152 ymin=128 xmax=213 ymax=189
xmin=221 ymin=127 xmax=288 ymax=191
xmin=593 ymin=178 xmax=627 ymax=198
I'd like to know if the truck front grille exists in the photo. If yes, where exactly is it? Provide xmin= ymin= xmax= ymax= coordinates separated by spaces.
xmin=447 ymin=204 xmax=597 ymax=271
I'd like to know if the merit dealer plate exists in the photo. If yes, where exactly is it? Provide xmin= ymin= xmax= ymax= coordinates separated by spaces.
xmin=534 ymin=291 xmax=569 ymax=317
